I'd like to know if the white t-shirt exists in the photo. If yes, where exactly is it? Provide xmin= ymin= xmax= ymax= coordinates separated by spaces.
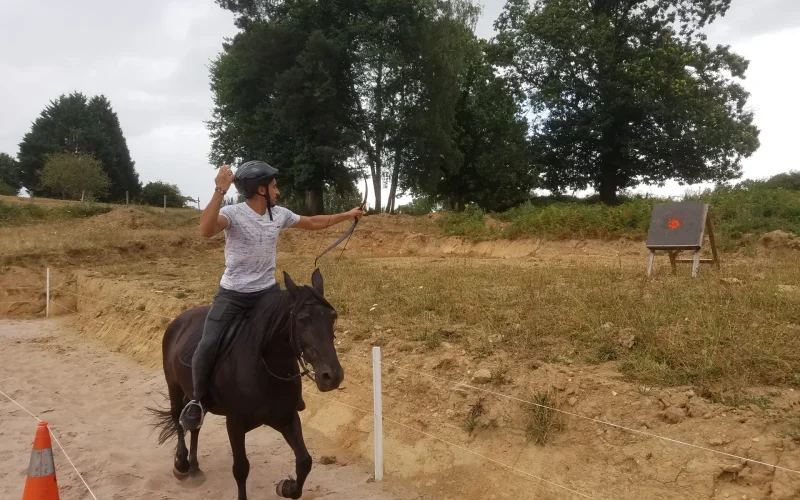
xmin=218 ymin=203 xmax=300 ymax=293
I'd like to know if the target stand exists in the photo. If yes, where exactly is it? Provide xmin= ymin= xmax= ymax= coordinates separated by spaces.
xmin=645 ymin=201 xmax=720 ymax=278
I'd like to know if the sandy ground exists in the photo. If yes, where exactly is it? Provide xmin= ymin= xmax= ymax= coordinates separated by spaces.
xmin=0 ymin=318 xmax=427 ymax=500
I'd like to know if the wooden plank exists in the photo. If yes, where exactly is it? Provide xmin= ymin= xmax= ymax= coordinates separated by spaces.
xmin=668 ymin=251 xmax=678 ymax=275
xmin=647 ymin=250 xmax=655 ymax=277
xmin=674 ymin=258 xmax=715 ymax=264
xmin=691 ymin=250 xmax=701 ymax=278
xmin=706 ymin=213 xmax=720 ymax=270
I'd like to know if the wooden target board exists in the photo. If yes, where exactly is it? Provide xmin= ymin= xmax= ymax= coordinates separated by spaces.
xmin=645 ymin=201 xmax=719 ymax=277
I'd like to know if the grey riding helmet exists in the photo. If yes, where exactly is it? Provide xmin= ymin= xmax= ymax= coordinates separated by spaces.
xmin=234 ymin=160 xmax=280 ymax=219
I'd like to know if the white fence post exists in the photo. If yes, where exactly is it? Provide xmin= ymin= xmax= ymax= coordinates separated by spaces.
xmin=372 ymin=346 xmax=384 ymax=481
xmin=46 ymin=268 xmax=50 ymax=318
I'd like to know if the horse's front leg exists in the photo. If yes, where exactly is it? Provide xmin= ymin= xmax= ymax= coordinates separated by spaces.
xmin=226 ymin=418 xmax=250 ymax=500
xmin=276 ymin=412 xmax=312 ymax=500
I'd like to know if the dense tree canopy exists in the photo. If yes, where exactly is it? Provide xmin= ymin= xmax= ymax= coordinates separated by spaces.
xmin=17 ymin=92 xmax=141 ymax=202
xmin=493 ymin=0 xmax=760 ymax=204
xmin=209 ymin=0 xmax=762 ymax=211
xmin=141 ymin=181 xmax=192 ymax=208
xmin=0 ymin=153 xmax=21 ymax=196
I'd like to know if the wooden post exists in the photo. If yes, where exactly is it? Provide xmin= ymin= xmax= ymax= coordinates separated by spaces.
xmin=164 ymin=195 xmax=167 ymax=212
xmin=81 ymin=190 xmax=85 ymax=203
xmin=126 ymin=191 xmax=129 ymax=205
xmin=372 ymin=347 xmax=384 ymax=481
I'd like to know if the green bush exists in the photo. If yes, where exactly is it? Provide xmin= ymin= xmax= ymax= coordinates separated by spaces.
xmin=435 ymin=182 xmax=800 ymax=247
xmin=0 ymin=200 xmax=111 ymax=226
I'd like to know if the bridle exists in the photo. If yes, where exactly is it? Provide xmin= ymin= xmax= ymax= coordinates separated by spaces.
xmin=263 ymin=298 xmax=332 ymax=384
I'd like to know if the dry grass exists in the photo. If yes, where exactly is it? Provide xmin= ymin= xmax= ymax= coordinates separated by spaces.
xmin=89 ymin=247 xmax=800 ymax=392
xmin=279 ymin=254 xmax=800 ymax=391
xmin=5 ymin=200 xmax=800 ymax=394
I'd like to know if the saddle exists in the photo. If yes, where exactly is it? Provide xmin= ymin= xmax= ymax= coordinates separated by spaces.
xmin=178 ymin=308 xmax=252 ymax=368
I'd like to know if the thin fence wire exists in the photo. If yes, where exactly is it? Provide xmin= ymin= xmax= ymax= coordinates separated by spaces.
xmin=50 ymin=301 xmax=160 ymax=346
xmin=42 ymin=272 xmax=800 ymax=481
xmin=335 ymin=350 xmax=800 ymax=475
xmin=55 ymin=289 xmax=175 ymax=320
xmin=0 ymin=389 xmax=98 ymax=500
xmin=303 ymin=389 xmax=600 ymax=500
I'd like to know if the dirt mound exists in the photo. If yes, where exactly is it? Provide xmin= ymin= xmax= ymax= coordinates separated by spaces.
xmin=84 ymin=207 xmax=170 ymax=230
xmin=760 ymin=230 xmax=800 ymax=251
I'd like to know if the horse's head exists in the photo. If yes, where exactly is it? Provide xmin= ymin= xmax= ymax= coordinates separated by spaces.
xmin=283 ymin=268 xmax=344 ymax=392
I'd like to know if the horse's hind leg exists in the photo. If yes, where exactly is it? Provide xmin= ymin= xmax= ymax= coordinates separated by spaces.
xmin=169 ymin=385 xmax=191 ymax=479
xmin=276 ymin=413 xmax=312 ymax=500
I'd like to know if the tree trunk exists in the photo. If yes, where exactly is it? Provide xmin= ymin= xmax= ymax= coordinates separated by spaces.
xmin=386 ymin=145 xmax=401 ymax=214
xmin=306 ymin=187 xmax=324 ymax=215
xmin=372 ymin=59 xmax=385 ymax=213
xmin=597 ymin=156 xmax=620 ymax=205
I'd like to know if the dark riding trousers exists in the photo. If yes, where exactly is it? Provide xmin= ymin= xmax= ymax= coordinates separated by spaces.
xmin=191 ymin=284 xmax=276 ymax=401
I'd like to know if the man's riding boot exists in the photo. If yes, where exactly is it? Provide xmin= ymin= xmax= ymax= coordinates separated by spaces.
xmin=297 ymin=396 xmax=306 ymax=412
xmin=180 ymin=399 xmax=204 ymax=431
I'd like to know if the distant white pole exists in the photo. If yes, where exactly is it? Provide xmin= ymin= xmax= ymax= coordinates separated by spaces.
xmin=45 ymin=268 xmax=50 ymax=318
xmin=164 ymin=195 xmax=167 ymax=212
xmin=372 ymin=346 xmax=384 ymax=481
xmin=81 ymin=190 xmax=85 ymax=202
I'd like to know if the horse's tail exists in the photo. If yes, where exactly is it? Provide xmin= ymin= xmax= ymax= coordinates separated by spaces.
xmin=145 ymin=395 xmax=179 ymax=445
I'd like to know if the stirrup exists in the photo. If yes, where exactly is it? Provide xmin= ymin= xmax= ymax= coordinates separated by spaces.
xmin=179 ymin=400 xmax=205 ymax=430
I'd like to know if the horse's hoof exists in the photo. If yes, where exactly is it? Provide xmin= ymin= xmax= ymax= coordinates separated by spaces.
xmin=276 ymin=479 xmax=299 ymax=498
xmin=173 ymin=467 xmax=190 ymax=480
xmin=189 ymin=467 xmax=204 ymax=478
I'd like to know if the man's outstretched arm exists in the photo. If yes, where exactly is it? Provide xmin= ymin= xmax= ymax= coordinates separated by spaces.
xmin=291 ymin=207 xmax=365 ymax=231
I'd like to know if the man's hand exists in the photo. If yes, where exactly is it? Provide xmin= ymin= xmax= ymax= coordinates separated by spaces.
xmin=347 ymin=206 xmax=366 ymax=221
xmin=216 ymin=164 xmax=235 ymax=192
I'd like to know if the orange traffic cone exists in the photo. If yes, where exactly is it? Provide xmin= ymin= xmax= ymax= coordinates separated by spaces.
xmin=22 ymin=421 xmax=60 ymax=500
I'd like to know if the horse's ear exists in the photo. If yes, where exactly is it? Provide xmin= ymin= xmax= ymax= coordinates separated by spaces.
xmin=283 ymin=271 xmax=298 ymax=296
xmin=311 ymin=268 xmax=324 ymax=295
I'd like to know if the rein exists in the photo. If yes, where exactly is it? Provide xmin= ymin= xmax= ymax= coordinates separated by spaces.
xmin=262 ymin=300 xmax=315 ymax=383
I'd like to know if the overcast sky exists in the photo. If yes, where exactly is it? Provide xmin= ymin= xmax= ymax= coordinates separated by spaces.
xmin=1 ymin=0 xmax=798 ymax=208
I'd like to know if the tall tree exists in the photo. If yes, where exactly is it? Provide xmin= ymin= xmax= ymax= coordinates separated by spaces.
xmin=0 ymin=153 xmax=21 ymax=195
xmin=17 ymin=92 xmax=141 ymax=201
xmin=207 ymin=19 xmax=360 ymax=214
xmin=440 ymin=40 xmax=535 ymax=211
xmin=214 ymin=0 xmax=482 ymax=213
xmin=494 ymin=0 xmax=760 ymax=204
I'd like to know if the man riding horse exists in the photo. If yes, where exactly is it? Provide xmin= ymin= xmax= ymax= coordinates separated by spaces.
xmin=180 ymin=160 xmax=365 ymax=431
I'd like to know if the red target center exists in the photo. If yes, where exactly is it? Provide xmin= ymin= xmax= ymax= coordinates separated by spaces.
xmin=668 ymin=219 xmax=681 ymax=230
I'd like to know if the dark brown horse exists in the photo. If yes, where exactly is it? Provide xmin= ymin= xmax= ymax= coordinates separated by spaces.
xmin=148 ymin=269 xmax=344 ymax=499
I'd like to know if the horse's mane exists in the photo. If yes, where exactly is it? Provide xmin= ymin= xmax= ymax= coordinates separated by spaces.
xmin=239 ymin=285 xmax=333 ymax=351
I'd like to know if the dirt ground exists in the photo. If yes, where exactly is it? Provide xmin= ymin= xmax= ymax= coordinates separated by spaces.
xmin=0 ymin=318 xmax=428 ymax=500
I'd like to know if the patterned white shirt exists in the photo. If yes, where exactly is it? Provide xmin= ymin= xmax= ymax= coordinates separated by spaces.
xmin=218 ymin=203 xmax=300 ymax=293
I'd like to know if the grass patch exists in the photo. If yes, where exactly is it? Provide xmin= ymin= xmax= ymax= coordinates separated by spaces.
xmin=436 ymin=185 xmax=800 ymax=249
xmin=288 ymin=253 xmax=800 ymax=391
xmin=525 ymin=390 xmax=564 ymax=445
xmin=464 ymin=397 xmax=485 ymax=434
xmin=0 ymin=199 xmax=112 ymax=226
